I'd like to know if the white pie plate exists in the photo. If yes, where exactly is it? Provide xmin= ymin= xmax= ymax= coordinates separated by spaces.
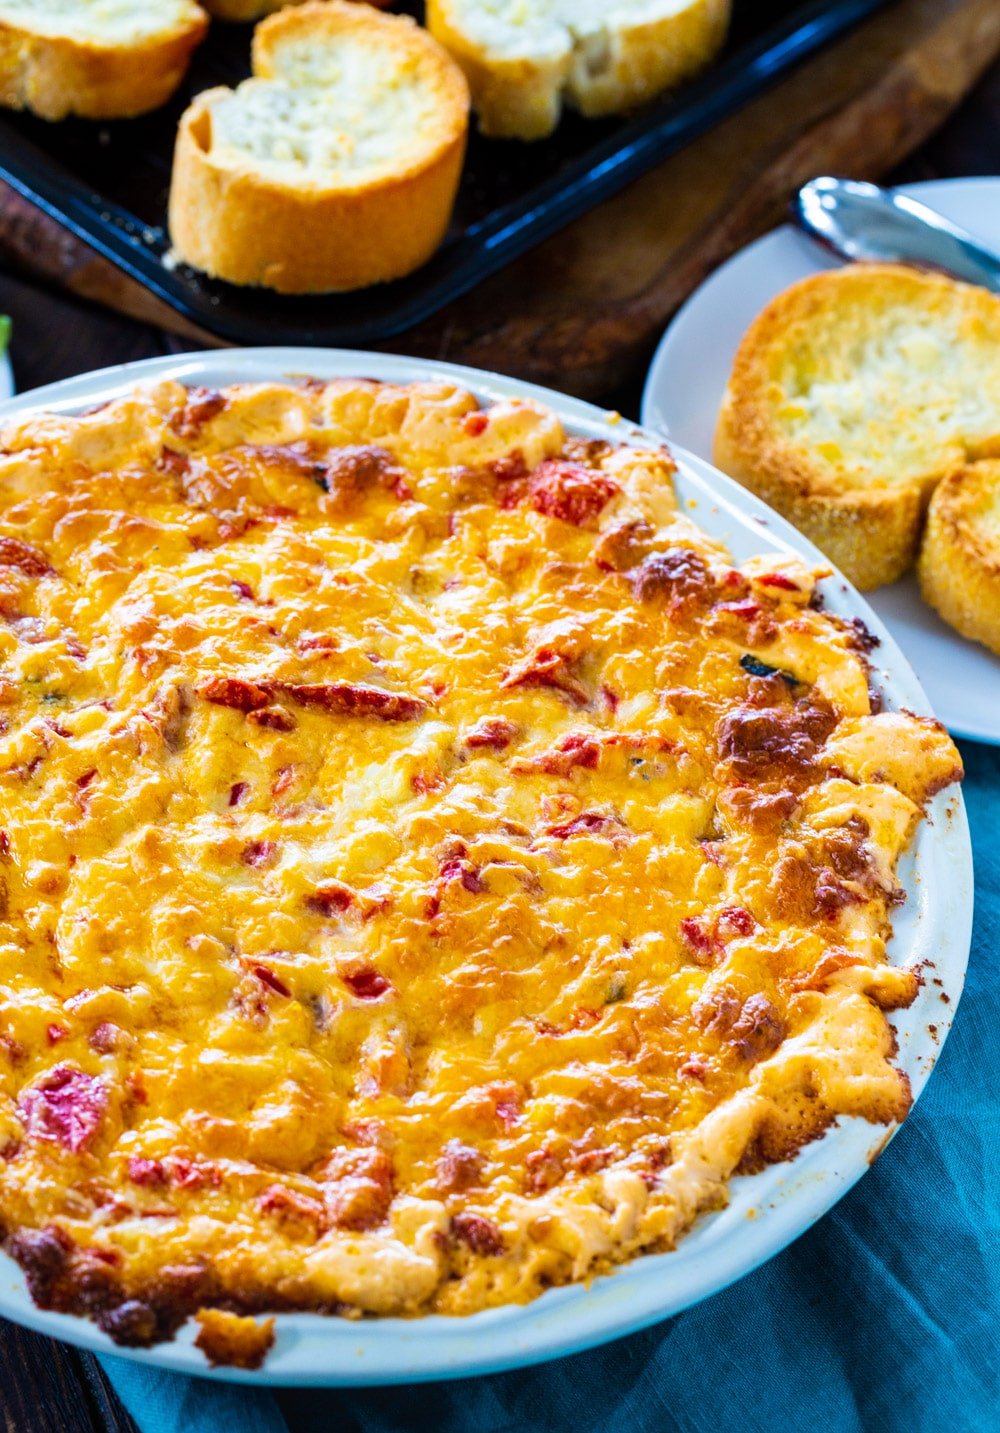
xmin=641 ymin=176 xmax=1000 ymax=746
xmin=0 ymin=350 xmax=973 ymax=1385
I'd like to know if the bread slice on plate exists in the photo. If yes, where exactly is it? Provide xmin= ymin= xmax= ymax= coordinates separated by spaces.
xmin=426 ymin=0 xmax=730 ymax=140
xmin=0 ymin=0 xmax=208 ymax=120
xmin=168 ymin=0 xmax=469 ymax=293
xmin=919 ymin=460 xmax=1000 ymax=656
xmin=715 ymin=264 xmax=1000 ymax=590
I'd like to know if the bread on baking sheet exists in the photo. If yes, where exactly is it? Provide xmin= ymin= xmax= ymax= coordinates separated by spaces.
xmin=715 ymin=264 xmax=1000 ymax=590
xmin=426 ymin=0 xmax=730 ymax=140
xmin=168 ymin=1 xmax=470 ymax=293
xmin=919 ymin=460 xmax=1000 ymax=656
xmin=0 ymin=0 xmax=208 ymax=120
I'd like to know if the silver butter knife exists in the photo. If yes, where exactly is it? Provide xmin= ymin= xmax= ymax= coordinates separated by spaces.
xmin=792 ymin=176 xmax=1000 ymax=293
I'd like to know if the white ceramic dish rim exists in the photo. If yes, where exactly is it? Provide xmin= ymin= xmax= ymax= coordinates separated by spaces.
xmin=0 ymin=349 xmax=973 ymax=1386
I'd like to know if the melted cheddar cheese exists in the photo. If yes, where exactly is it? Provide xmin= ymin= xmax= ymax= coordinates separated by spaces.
xmin=0 ymin=379 xmax=961 ymax=1353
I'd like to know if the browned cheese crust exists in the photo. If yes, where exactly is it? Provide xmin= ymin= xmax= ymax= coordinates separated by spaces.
xmin=0 ymin=378 xmax=962 ymax=1361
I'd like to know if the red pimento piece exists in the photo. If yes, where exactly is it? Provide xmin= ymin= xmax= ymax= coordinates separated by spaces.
xmin=231 ymin=579 xmax=255 ymax=601
xmin=547 ymin=811 xmax=615 ymax=840
xmin=451 ymin=1212 xmax=504 ymax=1256
xmin=252 ymin=965 xmax=291 ymax=998
xmin=306 ymin=883 xmax=354 ymax=915
xmin=493 ymin=1092 xmax=521 ymax=1129
xmin=515 ymin=731 xmax=601 ymax=776
xmin=501 ymin=645 xmax=589 ymax=707
xmin=463 ymin=717 xmax=518 ymax=751
xmin=241 ymin=840 xmax=275 ymax=867
xmin=503 ymin=458 xmax=619 ymax=527
xmin=46 ymin=1024 xmax=68 ymax=1045
xmin=247 ymin=704 xmax=297 ymax=731
xmin=228 ymin=781 xmax=249 ymax=807
xmin=19 ymin=1066 xmax=107 ymax=1154
xmin=257 ymin=1184 xmax=326 ymax=1229
xmin=679 ymin=916 xmax=717 ymax=966
xmin=436 ymin=1140 xmax=484 ymax=1193
xmin=343 ymin=967 xmax=392 ymax=1000
xmin=758 ymin=572 xmax=799 ymax=592
xmin=89 ymin=1022 xmax=121 ymax=1054
xmin=438 ymin=857 xmax=485 ymax=895
xmin=274 ymin=680 xmax=427 ymax=723
xmin=298 ymin=633 xmax=338 ymax=655
xmin=427 ymin=853 xmax=485 ymax=918
xmin=172 ymin=388 xmax=227 ymax=438
xmin=320 ymin=1146 xmax=394 ymax=1231
xmin=170 ymin=1156 xmax=222 ymax=1190
xmin=717 ymin=905 xmax=755 ymax=938
xmin=271 ymin=765 xmax=297 ymax=798
xmin=0 ymin=536 xmax=55 ymax=578
xmin=0 ymin=831 xmax=9 ymax=856
xmin=199 ymin=676 xmax=271 ymax=712
xmin=128 ymin=1156 xmax=167 ymax=1187
xmin=463 ymin=411 xmax=489 ymax=437
xmin=573 ymin=1147 xmax=613 ymax=1175
xmin=716 ymin=599 xmax=761 ymax=621
xmin=411 ymin=771 xmax=445 ymax=795
xmin=526 ymin=1145 xmax=564 ymax=1193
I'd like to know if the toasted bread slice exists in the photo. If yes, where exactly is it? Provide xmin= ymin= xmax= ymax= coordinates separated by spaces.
xmin=168 ymin=1 xmax=469 ymax=293
xmin=919 ymin=460 xmax=1000 ymax=656
xmin=426 ymin=0 xmax=729 ymax=140
xmin=715 ymin=264 xmax=1000 ymax=590
xmin=0 ymin=0 xmax=208 ymax=120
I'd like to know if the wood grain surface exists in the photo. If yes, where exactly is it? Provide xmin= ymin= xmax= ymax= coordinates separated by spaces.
xmin=0 ymin=24 xmax=996 ymax=1433
xmin=0 ymin=0 xmax=997 ymax=397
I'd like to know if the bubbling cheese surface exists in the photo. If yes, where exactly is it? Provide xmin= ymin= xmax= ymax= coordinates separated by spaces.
xmin=0 ymin=379 xmax=961 ymax=1357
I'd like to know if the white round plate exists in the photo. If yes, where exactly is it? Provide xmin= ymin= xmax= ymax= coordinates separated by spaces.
xmin=0 ymin=350 xmax=972 ymax=1384
xmin=0 ymin=351 xmax=13 ymax=402
xmin=642 ymin=176 xmax=1000 ymax=746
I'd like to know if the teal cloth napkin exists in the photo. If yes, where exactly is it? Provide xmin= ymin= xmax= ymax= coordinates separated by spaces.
xmin=101 ymin=739 xmax=999 ymax=1433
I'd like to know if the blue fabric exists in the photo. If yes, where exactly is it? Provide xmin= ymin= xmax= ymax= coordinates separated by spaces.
xmin=100 ymin=739 xmax=1000 ymax=1433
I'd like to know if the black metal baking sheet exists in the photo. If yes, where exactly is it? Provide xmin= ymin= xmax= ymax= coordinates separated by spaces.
xmin=0 ymin=0 xmax=892 ymax=346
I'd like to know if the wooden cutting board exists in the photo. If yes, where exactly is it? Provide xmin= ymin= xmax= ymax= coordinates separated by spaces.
xmin=0 ymin=0 xmax=996 ymax=400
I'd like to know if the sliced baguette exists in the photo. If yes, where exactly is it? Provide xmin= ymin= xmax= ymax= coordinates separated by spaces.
xmin=715 ymin=264 xmax=1000 ymax=590
xmin=168 ymin=1 xmax=469 ymax=293
xmin=426 ymin=0 xmax=729 ymax=141
xmin=919 ymin=460 xmax=1000 ymax=657
xmin=0 ymin=0 xmax=208 ymax=120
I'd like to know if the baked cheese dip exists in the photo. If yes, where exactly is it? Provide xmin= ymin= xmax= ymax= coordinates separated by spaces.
xmin=0 ymin=378 xmax=962 ymax=1365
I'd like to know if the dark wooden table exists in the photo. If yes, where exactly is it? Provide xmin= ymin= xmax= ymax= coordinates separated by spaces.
xmin=0 ymin=59 xmax=996 ymax=1433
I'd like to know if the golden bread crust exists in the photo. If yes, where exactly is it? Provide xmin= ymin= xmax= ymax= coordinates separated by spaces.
xmin=0 ymin=3 xmax=207 ymax=120
xmin=0 ymin=377 xmax=960 ymax=1358
xmin=919 ymin=460 xmax=1000 ymax=656
xmin=427 ymin=0 xmax=730 ymax=140
xmin=168 ymin=2 xmax=469 ymax=292
xmin=714 ymin=264 xmax=1000 ymax=590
